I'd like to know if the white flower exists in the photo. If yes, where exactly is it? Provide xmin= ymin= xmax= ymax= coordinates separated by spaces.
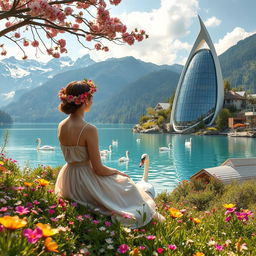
xmin=110 ymin=231 xmax=115 ymax=236
xmin=99 ymin=248 xmax=105 ymax=253
xmin=105 ymin=238 xmax=113 ymax=244
xmin=14 ymin=200 xmax=22 ymax=205
xmin=208 ymin=240 xmax=216 ymax=246
xmin=107 ymin=245 xmax=114 ymax=250
xmin=99 ymin=226 xmax=106 ymax=231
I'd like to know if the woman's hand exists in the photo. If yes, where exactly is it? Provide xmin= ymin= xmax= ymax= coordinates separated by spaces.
xmin=115 ymin=170 xmax=130 ymax=177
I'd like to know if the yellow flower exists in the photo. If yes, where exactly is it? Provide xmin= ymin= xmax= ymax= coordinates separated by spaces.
xmin=223 ymin=203 xmax=236 ymax=209
xmin=169 ymin=208 xmax=183 ymax=218
xmin=190 ymin=217 xmax=202 ymax=224
xmin=0 ymin=161 xmax=4 ymax=165
xmin=0 ymin=215 xmax=27 ymax=230
xmin=36 ymin=223 xmax=59 ymax=237
xmin=193 ymin=252 xmax=205 ymax=256
xmin=35 ymin=179 xmax=50 ymax=186
xmin=24 ymin=182 xmax=33 ymax=187
xmin=44 ymin=237 xmax=59 ymax=252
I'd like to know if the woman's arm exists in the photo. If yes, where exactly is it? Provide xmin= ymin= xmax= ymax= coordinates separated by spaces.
xmin=86 ymin=125 xmax=128 ymax=177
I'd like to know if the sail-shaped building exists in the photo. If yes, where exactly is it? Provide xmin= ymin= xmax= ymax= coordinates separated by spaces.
xmin=171 ymin=16 xmax=224 ymax=133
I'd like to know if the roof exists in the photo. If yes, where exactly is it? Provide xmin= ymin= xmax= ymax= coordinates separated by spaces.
xmin=224 ymin=91 xmax=246 ymax=100
xmin=190 ymin=158 xmax=256 ymax=184
xmin=236 ymin=91 xmax=246 ymax=97
xmin=155 ymin=103 xmax=170 ymax=110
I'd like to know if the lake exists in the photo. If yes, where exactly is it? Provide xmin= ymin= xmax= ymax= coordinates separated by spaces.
xmin=0 ymin=123 xmax=256 ymax=194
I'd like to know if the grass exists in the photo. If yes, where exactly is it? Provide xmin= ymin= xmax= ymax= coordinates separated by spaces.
xmin=0 ymin=153 xmax=256 ymax=255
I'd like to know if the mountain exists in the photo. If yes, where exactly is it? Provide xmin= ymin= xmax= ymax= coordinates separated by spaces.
xmin=0 ymin=54 xmax=95 ymax=107
xmin=5 ymin=57 xmax=180 ymax=122
xmin=219 ymin=33 xmax=256 ymax=91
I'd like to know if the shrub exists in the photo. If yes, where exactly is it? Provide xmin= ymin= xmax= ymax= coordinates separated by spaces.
xmin=139 ymin=115 xmax=150 ymax=125
xmin=141 ymin=121 xmax=156 ymax=129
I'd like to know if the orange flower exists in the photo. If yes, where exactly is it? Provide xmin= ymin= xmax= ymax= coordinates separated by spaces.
xmin=190 ymin=217 xmax=202 ymax=224
xmin=193 ymin=252 xmax=205 ymax=256
xmin=129 ymin=248 xmax=140 ymax=256
xmin=223 ymin=203 xmax=236 ymax=209
xmin=0 ymin=215 xmax=27 ymax=230
xmin=44 ymin=237 xmax=59 ymax=252
xmin=0 ymin=166 xmax=7 ymax=172
xmin=36 ymin=223 xmax=59 ymax=237
xmin=35 ymin=179 xmax=50 ymax=186
xmin=169 ymin=208 xmax=183 ymax=218
xmin=24 ymin=182 xmax=33 ymax=187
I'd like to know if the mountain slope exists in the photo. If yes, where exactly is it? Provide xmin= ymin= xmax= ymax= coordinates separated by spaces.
xmin=88 ymin=69 xmax=180 ymax=123
xmin=219 ymin=33 xmax=256 ymax=91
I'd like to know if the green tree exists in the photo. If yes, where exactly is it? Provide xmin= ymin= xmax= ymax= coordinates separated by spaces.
xmin=216 ymin=108 xmax=232 ymax=131
xmin=146 ymin=107 xmax=156 ymax=116
xmin=224 ymin=80 xmax=231 ymax=92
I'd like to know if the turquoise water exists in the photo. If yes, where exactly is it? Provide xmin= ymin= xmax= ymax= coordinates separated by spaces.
xmin=1 ymin=123 xmax=256 ymax=194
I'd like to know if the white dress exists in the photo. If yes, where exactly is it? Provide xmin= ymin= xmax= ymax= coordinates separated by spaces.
xmin=55 ymin=123 xmax=160 ymax=228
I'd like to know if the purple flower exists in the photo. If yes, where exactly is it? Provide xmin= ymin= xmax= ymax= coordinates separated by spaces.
xmin=104 ymin=221 xmax=112 ymax=226
xmin=23 ymin=227 xmax=42 ymax=244
xmin=117 ymin=244 xmax=129 ymax=254
xmin=225 ymin=207 xmax=236 ymax=215
xmin=48 ymin=209 xmax=55 ymax=215
xmin=15 ymin=206 xmax=30 ymax=215
xmin=168 ymin=244 xmax=177 ymax=250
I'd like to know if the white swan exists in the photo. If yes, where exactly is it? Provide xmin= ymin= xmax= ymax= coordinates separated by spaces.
xmin=100 ymin=145 xmax=112 ymax=156
xmin=118 ymin=151 xmax=129 ymax=162
xmin=112 ymin=140 xmax=118 ymax=146
xmin=185 ymin=137 xmax=192 ymax=147
xmin=36 ymin=138 xmax=54 ymax=151
xmin=159 ymin=143 xmax=171 ymax=151
xmin=136 ymin=153 xmax=155 ymax=198
xmin=136 ymin=138 xmax=141 ymax=143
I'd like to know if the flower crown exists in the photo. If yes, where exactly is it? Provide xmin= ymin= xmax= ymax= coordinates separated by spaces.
xmin=58 ymin=79 xmax=97 ymax=105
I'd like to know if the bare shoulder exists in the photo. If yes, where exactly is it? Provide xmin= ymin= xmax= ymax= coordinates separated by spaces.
xmin=85 ymin=123 xmax=97 ymax=134
xmin=58 ymin=118 xmax=68 ymax=129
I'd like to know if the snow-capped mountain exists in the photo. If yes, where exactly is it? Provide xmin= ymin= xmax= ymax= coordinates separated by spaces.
xmin=0 ymin=54 xmax=95 ymax=107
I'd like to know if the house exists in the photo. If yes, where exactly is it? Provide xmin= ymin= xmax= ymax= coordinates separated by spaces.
xmin=154 ymin=103 xmax=170 ymax=112
xmin=224 ymin=91 xmax=247 ymax=111
xmin=190 ymin=158 xmax=256 ymax=184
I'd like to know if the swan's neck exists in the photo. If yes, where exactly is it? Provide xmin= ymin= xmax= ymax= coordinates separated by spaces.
xmin=126 ymin=152 xmax=129 ymax=158
xmin=143 ymin=158 xmax=149 ymax=182
xmin=37 ymin=139 xmax=41 ymax=149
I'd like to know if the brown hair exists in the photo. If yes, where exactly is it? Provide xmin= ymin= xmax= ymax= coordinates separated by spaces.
xmin=58 ymin=80 xmax=92 ymax=114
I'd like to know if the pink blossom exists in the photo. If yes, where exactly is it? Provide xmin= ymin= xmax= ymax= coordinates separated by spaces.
xmin=15 ymin=206 xmax=30 ymax=215
xmin=94 ymin=43 xmax=101 ymax=50
xmin=31 ymin=40 xmax=39 ymax=47
xmin=84 ymin=214 xmax=92 ymax=219
xmin=23 ymin=227 xmax=43 ymax=244
xmin=52 ymin=52 xmax=60 ymax=58
xmin=225 ymin=207 xmax=236 ymax=215
xmin=117 ymin=244 xmax=129 ymax=254
xmin=64 ymin=7 xmax=73 ymax=15
xmin=168 ymin=244 xmax=177 ymax=250
xmin=92 ymin=220 xmax=99 ymax=224
xmin=146 ymin=235 xmax=156 ymax=240
xmin=76 ymin=215 xmax=84 ymax=221
xmin=33 ymin=200 xmax=40 ymax=205
xmin=121 ymin=213 xmax=133 ymax=219
xmin=139 ymin=246 xmax=145 ymax=250
xmin=0 ymin=225 xmax=4 ymax=232
xmin=14 ymin=33 xmax=20 ymax=38
xmin=58 ymin=39 xmax=66 ymax=48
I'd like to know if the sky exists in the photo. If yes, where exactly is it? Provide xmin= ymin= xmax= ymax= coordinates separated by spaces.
xmin=1 ymin=0 xmax=256 ymax=65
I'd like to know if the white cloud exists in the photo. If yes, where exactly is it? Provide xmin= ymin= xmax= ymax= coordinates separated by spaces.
xmin=2 ymin=91 xmax=15 ymax=100
xmin=204 ymin=16 xmax=221 ymax=27
xmin=88 ymin=0 xmax=199 ymax=65
xmin=215 ymin=27 xmax=255 ymax=55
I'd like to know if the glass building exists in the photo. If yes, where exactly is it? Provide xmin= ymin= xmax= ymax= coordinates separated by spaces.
xmin=171 ymin=16 xmax=224 ymax=133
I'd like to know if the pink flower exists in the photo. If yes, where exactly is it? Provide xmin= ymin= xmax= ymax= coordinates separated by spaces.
xmin=33 ymin=200 xmax=40 ymax=205
xmin=84 ymin=214 xmax=92 ymax=219
xmin=23 ymin=227 xmax=43 ymax=244
xmin=168 ymin=244 xmax=177 ymax=250
xmin=104 ymin=221 xmax=112 ymax=226
xmin=48 ymin=209 xmax=55 ymax=215
xmin=0 ymin=207 xmax=8 ymax=212
xmin=117 ymin=244 xmax=129 ymax=254
xmin=76 ymin=215 xmax=84 ymax=221
xmin=64 ymin=7 xmax=73 ymax=15
xmin=225 ymin=207 xmax=236 ymax=215
xmin=92 ymin=220 xmax=99 ymax=224
xmin=0 ymin=225 xmax=4 ymax=232
xmin=225 ymin=216 xmax=232 ymax=222
xmin=15 ymin=206 xmax=30 ymax=215
xmin=139 ymin=246 xmax=145 ymax=250
xmin=214 ymin=244 xmax=224 ymax=251
xmin=121 ymin=213 xmax=133 ymax=219
xmin=157 ymin=248 xmax=164 ymax=254
xmin=146 ymin=235 xmax=156 ymax=240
